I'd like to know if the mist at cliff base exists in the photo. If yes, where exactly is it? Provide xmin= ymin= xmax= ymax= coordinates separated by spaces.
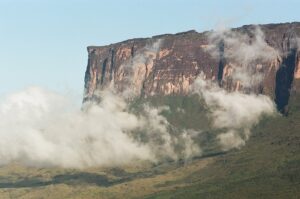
xmin=0 ymin=83 xmax=276 ymax=168
xmin=0 ymin=87 xmax=201 ymax=168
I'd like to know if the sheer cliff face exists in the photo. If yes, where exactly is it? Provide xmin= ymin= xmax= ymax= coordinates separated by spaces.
xmin=84 ymin=22 xmax=300 ymax=113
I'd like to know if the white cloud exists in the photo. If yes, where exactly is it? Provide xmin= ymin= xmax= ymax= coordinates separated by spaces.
xmin=0 ymin=86 xmax=200 ymax=168
xmin=193 ymin=74 xmax=275 ymax=150
xmin=206 ymin=26 xmax=280 ymax=87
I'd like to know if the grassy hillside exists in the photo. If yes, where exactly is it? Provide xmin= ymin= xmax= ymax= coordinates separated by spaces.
xmin=0 ymin=88 xmax=299 ymax=198
xmin=145 ymin=84 xmax=300 ymax=199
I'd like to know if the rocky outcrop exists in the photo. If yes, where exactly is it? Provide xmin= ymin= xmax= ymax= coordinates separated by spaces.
xmin=84 ymin=22 xmax=300 ymax=113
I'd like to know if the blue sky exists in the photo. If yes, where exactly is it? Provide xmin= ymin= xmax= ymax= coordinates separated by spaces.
xmin=0 ymin=0 xmax=299 ymax=99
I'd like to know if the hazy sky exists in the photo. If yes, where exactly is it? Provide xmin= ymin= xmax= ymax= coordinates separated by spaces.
xmin=0 ymin=0 xmax=299 ymax=99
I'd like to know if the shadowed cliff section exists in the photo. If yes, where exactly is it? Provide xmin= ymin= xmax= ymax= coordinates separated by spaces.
xmin=275 ymin=48 xmax=297 ymax=114
xmin=217 ymin=40 xmax=226 ymax=87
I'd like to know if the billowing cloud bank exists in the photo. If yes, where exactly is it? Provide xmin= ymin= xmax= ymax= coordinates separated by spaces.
xmin=193 ymin=75 xmax=275 ymax=150
xmin=0 ymin=87 xmax=200 ymax=168
xmin=206 ymin=26 xmax=280 ymax=87
xmin=192 ymin=26 xmax=277 ymax=150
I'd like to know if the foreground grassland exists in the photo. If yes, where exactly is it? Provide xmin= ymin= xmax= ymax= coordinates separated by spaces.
xmin=0 ymin=90 xmax=299 ymax=199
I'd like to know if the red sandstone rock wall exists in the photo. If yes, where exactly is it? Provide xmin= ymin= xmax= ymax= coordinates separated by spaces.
xmin=84 ymin=22 xmax=300 ymax=112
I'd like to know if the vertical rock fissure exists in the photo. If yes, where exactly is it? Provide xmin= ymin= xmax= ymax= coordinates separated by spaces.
xmin=101 ymin=59 xmax=108 ymax=85
xmin=140 ymin=63 xmax=149 ymax=98
xmin=84 ymin=59 xmax=91 ymax=94
xmin=110 ymin=49 xmax=115 ymax=81
xmin=83 ymin=50 xmax=94 ymax=102
xmin=275 ymin=48 xmax=297 ymax=114
xmin=131 ymin=45 xmax=135 ymax=57
xmin=217 ymin=40 xmax=225 ymax=87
